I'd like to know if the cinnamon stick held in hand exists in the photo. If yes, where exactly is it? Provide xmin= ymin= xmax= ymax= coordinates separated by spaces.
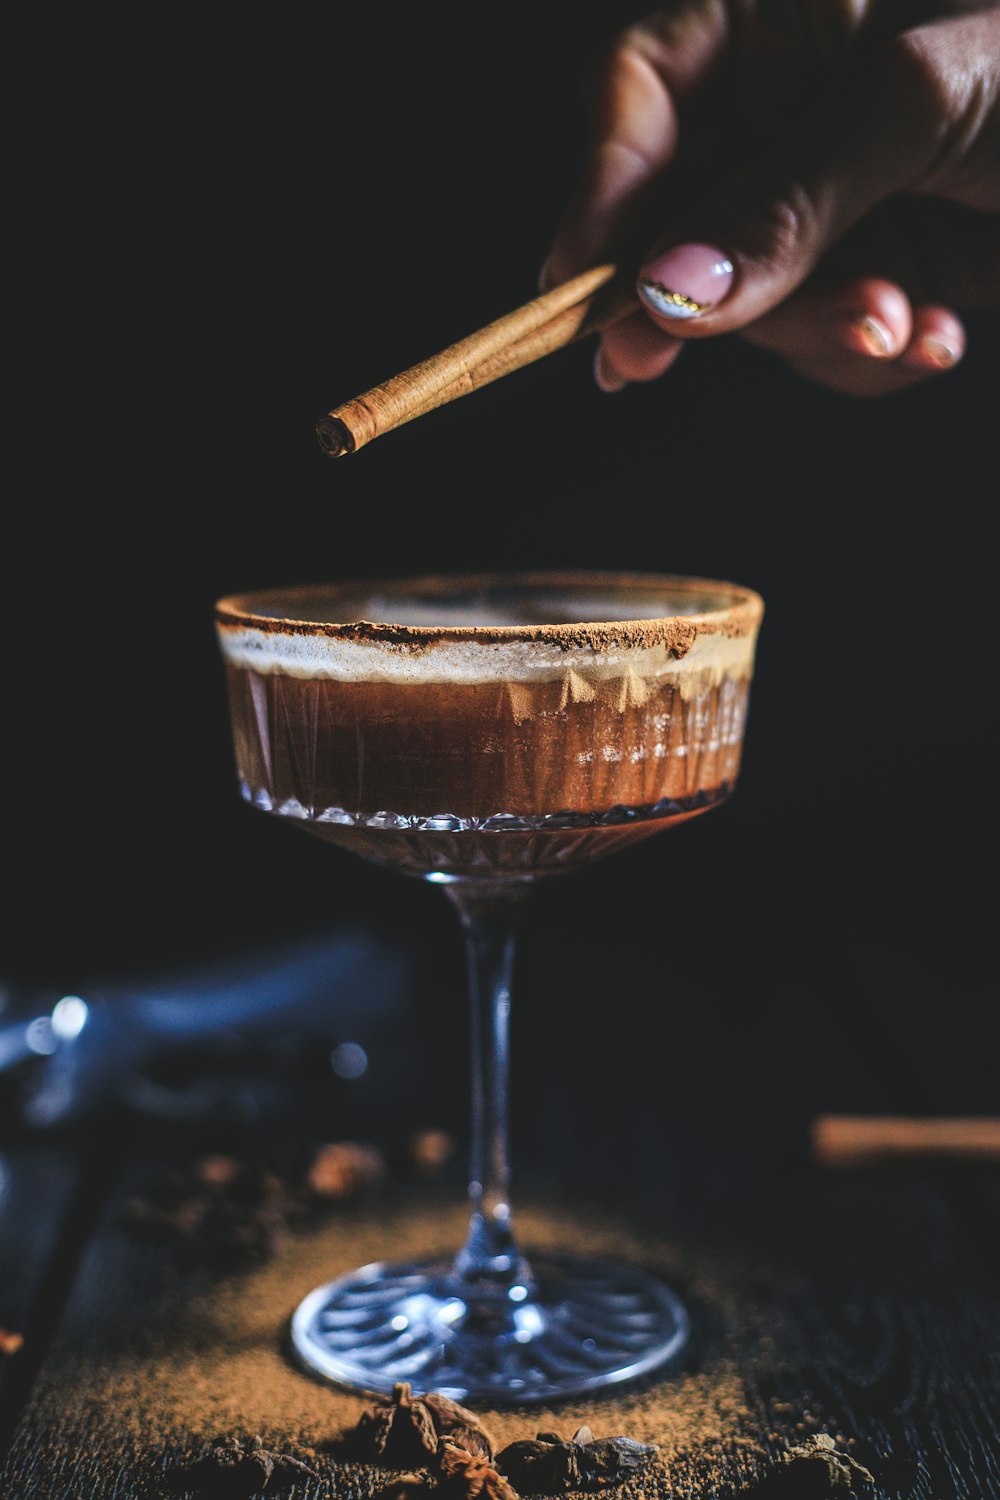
xmin=316 ymin=263 xmax=636 ymax=457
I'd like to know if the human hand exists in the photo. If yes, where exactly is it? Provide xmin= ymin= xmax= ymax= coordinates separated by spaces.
xmin=542 ymin=2 xmax=1000 ymax=396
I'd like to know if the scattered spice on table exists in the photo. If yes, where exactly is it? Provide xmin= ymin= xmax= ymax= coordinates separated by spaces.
xmin=421 ymin=1395 xmax=496 ymax=1460
xmin=409 ymin=1128 xmax=455 ymax=1173
xmin=749 ymin=1433 xmax=876 ymax=1496
xmin=342 ymin=1381 xmax=496 ymax=1466
xmin=434 ymin=1437 xmax=520 ymax=1499
xmin=118 ymin=1131 xmax=456 ymax=1270
xmin=351 ymin=1399 xmax=659 ymax=1498
xmin=378 ymin=1475 xmax=435 ymax=1500
xmin=118 ymin=1159 xmax=294 ymax=1267
xmin=118 ymin=1140 xmax=387 ymax=1267
xmin=496 ymin=1425 xmax=659 ymax=1491
xmin=375 ymin=1438 xmax=518 ymax=1500
xmin=305 ymin=1140 xmax=385 ymax=1198
xmin=165 ymin=1432 xmax=319 ymax=1497
xmin=0 ymin=1328 xmax=25 ymax=1357
xmin=71 ymin=1204 xmax=765 ymax=1490
xmin=195 ymin=1156 xmax=244 ymax=1190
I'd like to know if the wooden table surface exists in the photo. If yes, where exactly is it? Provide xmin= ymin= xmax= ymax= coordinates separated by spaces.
xmin=2 ymin=844 xmax=998 ymax=1500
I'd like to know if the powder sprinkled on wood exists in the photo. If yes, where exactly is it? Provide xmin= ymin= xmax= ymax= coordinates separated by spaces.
xmin=8 ymin=1200 xmax=801 ymax=1497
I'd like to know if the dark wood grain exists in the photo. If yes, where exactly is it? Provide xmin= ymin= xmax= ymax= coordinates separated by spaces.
xmin=0 ymin=1146 xmax=84 ymax=1444
xmin=0 ymin=1123 xmax=130 ymax=1468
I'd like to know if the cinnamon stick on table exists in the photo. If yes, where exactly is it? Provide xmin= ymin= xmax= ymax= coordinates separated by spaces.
xmin=316 ymin=262 xmax=636 ymax=458
xmin=812 ymin=1115 xmax=1000 ymax=1167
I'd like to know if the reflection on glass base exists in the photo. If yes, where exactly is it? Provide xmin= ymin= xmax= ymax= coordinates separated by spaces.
xmin=290 ymin=1251 xmax=688 ymax=1405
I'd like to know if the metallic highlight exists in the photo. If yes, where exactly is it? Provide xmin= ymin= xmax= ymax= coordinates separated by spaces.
xmin=638 ymin=279 xmax=713 ymax=320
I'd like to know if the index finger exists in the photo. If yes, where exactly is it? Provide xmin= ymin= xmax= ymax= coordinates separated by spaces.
xmin=542 ymin=26 xmax=714 ymax=290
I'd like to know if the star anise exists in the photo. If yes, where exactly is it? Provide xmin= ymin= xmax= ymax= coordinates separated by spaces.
xmin=438 ymin=1426 xmax=494 ymax=1462
xmin=373 ymin=1440 xmax=516 ymax=1500
xmin=751 ymin=1434 xmax=876 ymax=1497
xmin=434 ymin=1438 xmax=520 ymax=1500
xmin=166 ymin=1433 xmax=319 ymax=1497
xmin=421 ymin=1393 xmax=496 ymax=1460
xmin=344 ymin=1383 xmax=496 ymax=1467
xmin=344 ymin=1383 xmax=438 ymax=1465
xmin=496 ymin=1425 xmax=658 ymax=1492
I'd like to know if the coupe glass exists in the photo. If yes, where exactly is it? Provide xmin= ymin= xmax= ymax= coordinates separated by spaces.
xmin=214 ymin=571 xmax=763 ymax=1404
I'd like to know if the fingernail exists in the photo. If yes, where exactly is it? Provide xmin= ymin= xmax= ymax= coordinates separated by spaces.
xmin=919 ymin=334 xmax=959 ymax=369
xmin=637 ymin=243 xmax=734 ymax=320
xmin=594 ymin=346 xmax=628 ymax=393
xmin=851 ymin=315 xmax=894 ymax=358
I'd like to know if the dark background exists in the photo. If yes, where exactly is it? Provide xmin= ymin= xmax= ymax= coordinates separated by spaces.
xmin=6 ymin=5 xmax=998 ymax=1149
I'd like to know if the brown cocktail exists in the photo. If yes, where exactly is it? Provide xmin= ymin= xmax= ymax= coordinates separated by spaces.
xmin=216 ymin=572 xmax=760 ymax=877
xmin=214 ymin=571 xmax=763 ymax=1403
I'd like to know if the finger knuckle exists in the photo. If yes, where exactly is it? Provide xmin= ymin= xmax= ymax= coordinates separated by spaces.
xmin=879 ymin=22 xmax=1000 ymax=175
xmin=883 ymin=28 xmax=954 ymax=122
xmin=603 ymin=31 xmax=650 ymax=83
xmin=725 ymin=169 xmax=821 ymax=274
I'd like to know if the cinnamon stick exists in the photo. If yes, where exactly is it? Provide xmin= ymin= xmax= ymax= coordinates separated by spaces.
xmin=316 ymin=263 xmax=636 ymax=457
xmin=811 ymin=1115 xmax=1000 ymax=1167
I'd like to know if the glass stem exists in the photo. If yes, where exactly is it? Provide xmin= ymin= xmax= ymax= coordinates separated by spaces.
xmin=444 ymin=881 xmax=534 ymax=1292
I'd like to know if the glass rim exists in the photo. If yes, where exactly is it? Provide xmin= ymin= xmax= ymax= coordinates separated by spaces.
xmin=214 ymin=569 xmax=764 ymax=651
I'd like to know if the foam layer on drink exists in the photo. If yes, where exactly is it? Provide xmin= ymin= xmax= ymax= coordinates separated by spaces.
xmin=215 ymin=574 xmax=762 ymax=697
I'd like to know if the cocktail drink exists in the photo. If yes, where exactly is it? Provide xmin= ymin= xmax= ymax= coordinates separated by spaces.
xmin=215 ymin=571 xmax=763 ymax=1403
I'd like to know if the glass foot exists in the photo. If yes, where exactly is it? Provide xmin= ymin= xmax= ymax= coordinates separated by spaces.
xmin=290 ymin=1250 xmax=688 ymax=1405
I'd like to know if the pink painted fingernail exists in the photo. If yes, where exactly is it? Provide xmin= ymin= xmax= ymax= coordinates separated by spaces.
xmin=593 ymin=346 xmax=628 ymax=393
xmin=637 ymin=243 xmax=734 ymax=320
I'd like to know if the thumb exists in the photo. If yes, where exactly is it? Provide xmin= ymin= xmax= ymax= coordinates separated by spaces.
xmin=634 ymin=26 xmax=967 ymax=334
